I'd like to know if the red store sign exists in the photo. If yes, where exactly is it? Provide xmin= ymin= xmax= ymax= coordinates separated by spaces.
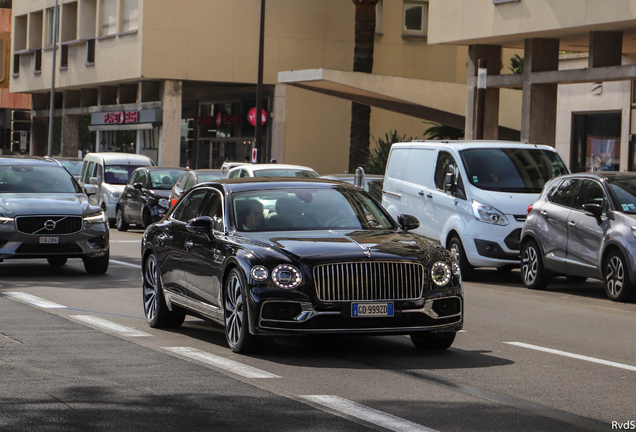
xmin=104 ymin=111 xmax=140 ymax=125
xmin=198 ymin=114 xmax=239 ymax=127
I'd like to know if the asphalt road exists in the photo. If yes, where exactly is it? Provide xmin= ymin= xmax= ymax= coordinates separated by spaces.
xmin=1 ymin=228 xmax=635 ymax=432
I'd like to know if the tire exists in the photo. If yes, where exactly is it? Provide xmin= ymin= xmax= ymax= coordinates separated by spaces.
xmin=116 ymin=207 xmax=128 ymax=231
xmin=142 ymin=208 xmax=153 ymax=229
xmin=47 ymin=257 xmax=67 ymax=266
xmin=520 ymin=240 xmax=550 ymax=290
xmin=603 ymin=251 xmax=635 ymax=302
xmin=224 ymin=268 xmax=259 ymax=353
xmin=448 ymin=235 xmax=474 ymax=281
xmin=142 ymin=253 xmax=185 ymax=327
xmin=566 ymin=276 xmax=587 ymax=284
xmin=83 ymin=252 xmax=109 ymax=274
xmin=410 ymin=331 xmax=456 ymax=350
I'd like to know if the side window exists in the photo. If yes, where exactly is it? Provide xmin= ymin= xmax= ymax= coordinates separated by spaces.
xmin=239 ymin=170 xmax=250 ymax=178
xmin=128 ymin=171 xmax=138 ymax=185
xmin=228 ymin=170 xmax=239 ymax=179
xmin=550 ymin=179 xmax=579 ymax=208
xmin=184 ymin=174 xmax=195 ymax=190
xmin=175 ymin=174 xmax=188 ymax=189
xmin=83 ymin=161 xmax=95 ymax=183
xmin=385 ymin=148 xmax=409 ymax=180
xmin=172 ymin=189 xmax=208 ymax=223
xmin=576 ymin=180 xmax=608 ymax=215
xmin=200 ymin=190 xmax=225 ymax=231
xmin=434 ymin=151 xmax=457 ymax=190
xmin=138 ymin=170 xmax=148 ymax=187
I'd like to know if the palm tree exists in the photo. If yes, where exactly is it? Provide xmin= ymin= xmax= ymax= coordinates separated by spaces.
xmin=364 ymin=130 xmax=412 ymax=175
xmin=349 ymin=0 xmax=379 ymax=173
xmin=422 ymin=121 xmax=464 ymax=140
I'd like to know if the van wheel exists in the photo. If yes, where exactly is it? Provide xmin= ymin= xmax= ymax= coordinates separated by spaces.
xmin=520 ymin=240 xmax=550 ymax=290
xmin=448 ymin=235 xmax=473 ymax=281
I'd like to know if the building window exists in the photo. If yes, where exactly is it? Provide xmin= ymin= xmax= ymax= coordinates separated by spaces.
xmin=13 ymin=53 xmax=19 ymax=75
xmin=61 ymin=45 xmax=69 ymax=68
xmin=403 ymin=1 xmax=428 ymax=36
xmin=87 ymin=38 xmax=96 ymax=64
xmin=34 ymin=49 xmax=42 ymax=73
xmin=375 ymin=0 xmax=383 ymax=34
xmin=121 ymin=0 xmax=139 ymax=32
xmin=100 ymin=0 xmax=118 ymax=36
xmin=46 ymin=7 xmax=60 ymax=47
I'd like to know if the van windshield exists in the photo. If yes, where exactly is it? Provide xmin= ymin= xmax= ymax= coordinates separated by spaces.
xmin=104 ymin=165 xmax=145 ymax=185
xmin=460 ymin=148 xmax=568 ymax=193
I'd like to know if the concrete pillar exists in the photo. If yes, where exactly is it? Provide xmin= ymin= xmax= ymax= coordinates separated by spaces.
xmin=29 ymin=94 xmax=49 ymax=156
xmin=160 ymin=79 xmax=182 ymax=167
xmin=465 ymin=45 xmax=501 ymax=140
xmin=271 ymin=84 xmax=287 ymax=163
xmin=589 ymin=31 xmax=623 ymax=68
xmin=521 ymin=38 xmax=560 ymax=146
xmin=61 ymin=114 xmax=80 ymax=157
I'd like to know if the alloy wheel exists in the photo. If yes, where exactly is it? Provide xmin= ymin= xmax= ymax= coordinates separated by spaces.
xmin=225 ymin=273 xmax=244 ymax=347
xmin=449 ymin=243 xmax=460 ymax=263
xmin=521 ymin=245 xmax=538 ymax=284
xmin=605 ymin=256 xmax=624 ymax=297
xmin=143 ymin=255 xmax=159 ymax=322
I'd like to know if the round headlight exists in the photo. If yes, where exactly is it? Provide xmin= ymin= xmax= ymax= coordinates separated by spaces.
xmin=431 ymin=262 xmax=451 ymax=287
xmin=158 ymin=198 xmax=169 ymax=208
xmin=272 ymin=264 xmax=302 ymax=290
xmin=250 ymin=266 xmax=268 ymax=282
xmin=451 ymin=261 xmax=461 ymax=277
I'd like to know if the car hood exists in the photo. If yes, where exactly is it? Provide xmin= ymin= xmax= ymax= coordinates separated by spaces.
xmin=470 ymin=189 xmax=540 ymax=215
xmin=0 ymin=193 xmax=96 ymax=216
xmin=103 ymin=183 xmax=126 ymax=193
xmin=150 ymin=189 xmax=172 ymax=199
xmin=240 ymin=229 xmax=436 ymax=261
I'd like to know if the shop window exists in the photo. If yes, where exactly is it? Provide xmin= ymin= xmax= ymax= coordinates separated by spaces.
xmin=100 ymin=0 xmax=118 ymax=36
xmin=571 ymin=112 xmax=621 ymax=173
xmin=403 ymin=1 xmax=428 ymax=36
xmin=122 ymin=0 xmax=139 ymax=32
xmin=45 ymin=7 xmax=59 ymax=47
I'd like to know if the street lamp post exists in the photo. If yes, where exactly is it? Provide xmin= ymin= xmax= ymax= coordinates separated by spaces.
xmin=254 ymin=0 xmax=266 ymax=163
xmin=47 ymin=0 xmax=59 ymax=157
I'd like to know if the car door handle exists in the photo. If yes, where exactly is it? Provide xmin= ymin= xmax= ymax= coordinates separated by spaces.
xmin=540 ymin=210 xmax=548 ymax=217
xmin=185 ymin=240 xmax=195 ymax=249
xmin=426 ymin=193 xmax=433 ymax=198
xmin=568 ymin=221 xmax=576 ymax=228
xmin=418 ymin=190 xmax=424 ymax=196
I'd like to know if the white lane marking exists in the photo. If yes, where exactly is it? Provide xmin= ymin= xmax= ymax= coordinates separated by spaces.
xmin=2 ymin=292 xmax=67 ymax=309
xmin=71 ymin=315 xmax=152 ymax=337
xmin=301 ymin=395 xmax=439 ymax=432
xmin=505 ymin=342 xmax=636 ymax=372
xmin=164 ymin=347 xmax=280 ymax=379
xmin=110 ymin=260 xmax=139 ymax=268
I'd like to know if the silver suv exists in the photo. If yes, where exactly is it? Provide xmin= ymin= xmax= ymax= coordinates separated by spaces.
xmin=0 ymin=157 xmax=109 ymax=274
xmin=520 ymin=172 xmax=636 ymax=302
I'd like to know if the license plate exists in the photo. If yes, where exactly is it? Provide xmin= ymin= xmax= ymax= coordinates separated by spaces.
xmin=351 ymin=302 xmax=394 ymax=317
xmin=39 ymin=237 xmax=59 ymax=244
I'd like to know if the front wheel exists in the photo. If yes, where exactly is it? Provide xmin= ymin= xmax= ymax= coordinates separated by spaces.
xmin=520 ymin=241 xmax=550 ymax=290
xmin=604 ymin=251 xmax=635 ymax=302
xmin=143 ymin=253 xmax=185 ymax=327
xmin=116 ymin=207 xmax=129 ymax=232
xmin=410 ymin=331 xmax=456 ymax=350
xmin=83 ymin=252 xmax=109 ymax=274
xmin=224 ymin=268 xmax=259 ymax=353
xmin=448 ymin=235 xmax=474 ymax=281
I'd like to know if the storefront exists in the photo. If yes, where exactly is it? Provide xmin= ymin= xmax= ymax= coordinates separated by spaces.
xmin=570 ymin=112 xmax=622 ymax=173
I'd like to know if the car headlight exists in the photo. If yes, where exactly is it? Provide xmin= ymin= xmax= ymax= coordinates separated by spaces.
xmin=84 ymin=211 xmax=107 ymax=224
xmin=471 ymin=200 xmax=509 ymax=226
xmin=158 ymin=198 xmax=169 ymax=208
xmin=0 ymin=214 xmax=14 ymax=224
xmin=431 ymin=261 xmax=452 ymax=287
xmin=251 ymin=266 xmax=269 ymax=282
xmin=110 ymin=191 xmax=121 ymax=201
xmin=272 ymin=264 xmax=302 ymax=289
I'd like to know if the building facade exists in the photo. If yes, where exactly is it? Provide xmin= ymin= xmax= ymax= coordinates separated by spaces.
xmin=11 ymin=0 xmax=479 ymax=174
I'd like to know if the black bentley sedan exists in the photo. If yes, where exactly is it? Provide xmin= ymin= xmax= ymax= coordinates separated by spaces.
xmin=141 ymin=178 xmax=463 ymax=353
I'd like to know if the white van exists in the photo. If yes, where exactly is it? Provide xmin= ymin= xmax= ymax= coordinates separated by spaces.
xmin=382 ymin=140 xmax=569 ymax=280
xmin=79 ymin=152 xmax=154 ymax=226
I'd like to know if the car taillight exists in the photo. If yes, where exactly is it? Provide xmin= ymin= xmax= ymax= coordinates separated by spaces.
xmin=171 ymin=198 xmax=178 ymax=207
xmin=527 ymin=204 xmax=533 ymax=214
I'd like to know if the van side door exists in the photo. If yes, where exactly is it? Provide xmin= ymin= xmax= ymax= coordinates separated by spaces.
xmin=381 ymin=147 xmax=410 ymax=220
xmin=429 ymin=151 xmax=468 ymax=244
xmin=400 ymin=147 xmax=438 ymax=242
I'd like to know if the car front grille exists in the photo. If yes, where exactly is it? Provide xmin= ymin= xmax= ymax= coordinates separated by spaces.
xmin=313 ymin=261 xmax=424 ymax=302
xmin=16 ymin=216 xmax=83 ymax=235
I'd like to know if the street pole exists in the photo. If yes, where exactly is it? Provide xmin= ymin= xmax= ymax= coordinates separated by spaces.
xmin=47 ymin=0 xmax=59 ymax=157
xmin=254 ymin=0 xmax=265 ymax=163
xmin=475 ymin=59 xmax=487 ymax=140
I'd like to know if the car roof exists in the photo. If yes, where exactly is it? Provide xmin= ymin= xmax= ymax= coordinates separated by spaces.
xmin=85 ymin=152 xmax=154 ymax=165
xmin=390 ymin=140 xmax=558 ymax=152
xmin=555 ymin=171 xmax=636 ymax=181
xmin=228 ymin=163 xmax=318 ymax=174
xmin=0 ymin=156 xmax=61 ymax=166
xmin=320 ymin=174 xmax=384 ymax=180
xmin=140 ymin=166 xmax=187 ymax=171
xmin=196 ymin=177 xmax=358 ymax=193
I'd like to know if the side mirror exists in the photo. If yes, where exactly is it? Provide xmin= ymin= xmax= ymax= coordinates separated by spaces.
xmin=444 ymin=172 xmax=456 ymax=195
xmin=84 ymin=184 xmax=97 ymax=196
xmin=89 ymin=176 xmax=99 ymax=186
xmin=582 ymin=203 xmax=603 ymax=218
xmin=397 ymin=214 xmax=420 ymax=232
xmin=133 ymin=182 xmax=144 ymax=190
xmin=186 ymin=216 xmax=214 ymax=234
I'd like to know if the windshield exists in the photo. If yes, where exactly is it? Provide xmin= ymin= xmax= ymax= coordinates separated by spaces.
xmin=57 ymin=159 xmax=83 ymax=176
xmin=233 ymin=187 xmax=395 ymax=232
xmin=198 ymin=172 xmax=226 ymax=182
xmin=149 ymin=170 xmax=186 ymax=190
xmin=0 ymin=164 xmax=82 ymax=194
xmin=253 ymin=169 xmax=318 ymax=178
xmin=607 ymin=178 xmax=636 ymax=214
xmin=460 ymin=148 xmax=568 ymax=193
xmin=104 ymin=165 xmax=145 ymax=185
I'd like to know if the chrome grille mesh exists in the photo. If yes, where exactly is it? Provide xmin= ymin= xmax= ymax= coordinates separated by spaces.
xmin=313 ymin=262 xmax=425 ymax=302
xmin=16 ymin=216 xmax=82 ymax=235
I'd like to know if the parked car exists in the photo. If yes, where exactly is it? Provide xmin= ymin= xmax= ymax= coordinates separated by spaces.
xmin=115 ymin=167 xmax=188 ymax=231
xmin=227 ymin=163 xmax=319 ymax=179
xmin=221 ymin=161 xmax=248 ymax=174
xmin=169 ymin=169 xmax=225 ymax=207
xmin=0 ymin=157 xmax=109 ymax=273
xmin=78 ymin=152 xmax=155 ymax=227
xmin=320 ymin=173 xmax=384 ymax=202
xmin=382 ymin=140 xmax=569 ymax=280
xmin=53 ymin=157 xmax=84 ymax=182
xmin=520 ymin=172 xmax=636 ymax=302
xmin=141 ymin=178 xmax=463 ymax=353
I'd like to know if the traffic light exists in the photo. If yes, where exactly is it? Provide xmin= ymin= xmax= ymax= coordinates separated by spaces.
xmin=11 ymin=110 xmax=30 ymax=153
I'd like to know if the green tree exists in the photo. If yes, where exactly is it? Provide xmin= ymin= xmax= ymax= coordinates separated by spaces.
xmin=363 ymin=130 xmax=412 ymax=175
xmin=509 ymin=54 xmax=524 ymax=74
xmin=349 ymin=0 xmax=379 ymax=173
xmin=422 ymin=121 xmax=464 ymax=140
